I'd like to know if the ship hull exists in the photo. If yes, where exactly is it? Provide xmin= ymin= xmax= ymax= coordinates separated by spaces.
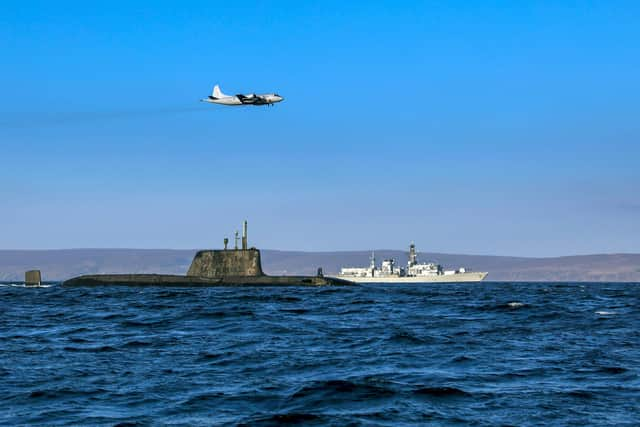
xmin=334 ymin=272 xmax=488 ymax=283
xmin=62 ymin=273 xmax=353 ymax=287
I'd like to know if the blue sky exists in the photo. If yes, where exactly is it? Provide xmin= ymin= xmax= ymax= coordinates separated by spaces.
xmin=1 ymin=1 xmax=639 ymax=255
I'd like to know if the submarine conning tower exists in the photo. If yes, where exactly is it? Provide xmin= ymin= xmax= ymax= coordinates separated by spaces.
xmin=187 ymin=220 xmax=265 ymax=278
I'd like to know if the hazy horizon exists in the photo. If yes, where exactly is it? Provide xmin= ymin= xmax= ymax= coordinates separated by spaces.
xmin=2 ymin=246 xmax=639 ymax=259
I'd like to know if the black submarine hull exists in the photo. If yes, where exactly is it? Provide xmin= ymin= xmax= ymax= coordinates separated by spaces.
xmin=62 ymin=273 xmax=353 ymax=287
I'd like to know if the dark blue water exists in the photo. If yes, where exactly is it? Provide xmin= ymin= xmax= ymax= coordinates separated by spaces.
xmin=1 ymin=282 xmax=638 ymax=426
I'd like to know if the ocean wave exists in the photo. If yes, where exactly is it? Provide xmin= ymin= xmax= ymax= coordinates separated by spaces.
xmin=0 ymin=283 xmax=52 ymax=288
xmin=413 ymin=386 xmax=470 ymax=397
xmin=564 ymin=389 xmax=595 ymax=399
xmin=475 ymin=301 xmax=528 ymax=311
xmin=63 ymin=345 xmax=118 ymax=353
xmin=120 ymin=319 xmax=173 ymax=328
xmin=350 ymin=299 xmax=376 ymax=305
xmin=506 ymin=301 xmax=525 ymax=308
xmin=248 ymin=413 xmax=321 ymax=426
xmin=231 ymin=294 xmax=303 ymax=303
xmin=597 ymin=366 xmax=628 ymax=374
xmin=279 ymin=308 xmax=309 ymax=314
xmin=388 ymin=331 xmax=430 ymax=345
xmin=122 ymin=340 xmax=152 ymax=348
xmin=450 ymin=355 xmax=474 ymax=363
xmin=181 ymin=391 xmax=226 ymax=406
xmin=290 ymin=379 xmax=396 ymax=401
xmin=28 ymin=387 xmax=107 ymax=399
xmin=196 ymin=307 xmax=255 ymax=318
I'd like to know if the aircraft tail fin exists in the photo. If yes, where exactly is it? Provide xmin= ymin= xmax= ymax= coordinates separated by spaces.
xmin=212 ymin=84 xmax=227 ymax=99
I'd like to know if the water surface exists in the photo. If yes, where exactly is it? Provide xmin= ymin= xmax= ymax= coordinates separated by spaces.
xmin=1 ymin=282 xmax=638 ymax=425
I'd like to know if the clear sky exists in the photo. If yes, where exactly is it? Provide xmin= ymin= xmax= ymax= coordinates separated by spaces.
xmin=1 ymin=1 xmax=639 ymax=256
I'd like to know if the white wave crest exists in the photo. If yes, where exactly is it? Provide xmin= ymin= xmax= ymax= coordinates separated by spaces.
xmin=0 ymin=283 xmax=53 ymax=288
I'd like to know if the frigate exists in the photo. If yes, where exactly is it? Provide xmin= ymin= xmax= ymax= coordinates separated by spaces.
xmin=335 ymin=243 xmax=488 ymax=283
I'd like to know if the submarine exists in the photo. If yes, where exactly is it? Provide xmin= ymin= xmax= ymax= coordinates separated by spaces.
xmin=62 ymin=221 xmax=352 ymax=287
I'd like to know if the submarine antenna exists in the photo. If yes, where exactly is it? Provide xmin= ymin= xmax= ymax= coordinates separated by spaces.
xmin=242 ymin=220 xmax=248 ymax=250
xmin=234 ymin=231 xmax=239 ymax=250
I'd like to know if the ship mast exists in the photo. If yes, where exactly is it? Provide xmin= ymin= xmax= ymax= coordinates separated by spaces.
xmin=408 ymin=242 xmax=417 ymax=267
xmin=370 ymin=251 xmax=376 ymax=276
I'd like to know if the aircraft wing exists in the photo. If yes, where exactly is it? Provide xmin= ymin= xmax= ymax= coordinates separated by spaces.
xmin=236 ymin=93 xmax=258 ymax=104
xmin=252 ymin=96 xmax=269 ymax=105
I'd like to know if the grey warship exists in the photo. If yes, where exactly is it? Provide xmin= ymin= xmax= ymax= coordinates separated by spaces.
xmin=63 ymin=222 xmax=352 ymax=287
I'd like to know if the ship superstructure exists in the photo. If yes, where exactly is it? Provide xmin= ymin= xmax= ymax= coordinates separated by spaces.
xmin=336 ymin=243 xmax=487 ymax=283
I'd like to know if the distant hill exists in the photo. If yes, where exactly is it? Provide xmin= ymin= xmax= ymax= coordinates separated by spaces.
xmin=1 ymin=249 xmax=639 ymax=282
xmin=261 ymin=250 xmax=640 ymax=282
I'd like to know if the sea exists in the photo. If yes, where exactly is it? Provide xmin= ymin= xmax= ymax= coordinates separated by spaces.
xmin=1 ymin=282 xmax=638 ymax=426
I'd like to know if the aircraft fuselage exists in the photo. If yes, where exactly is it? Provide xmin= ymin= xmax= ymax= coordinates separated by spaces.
xmin=201 ymin=85 xmax=284 ymax=106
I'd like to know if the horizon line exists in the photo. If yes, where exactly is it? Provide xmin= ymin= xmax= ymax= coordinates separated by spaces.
xmin=1 ymin=247 xmax=639 ymax=260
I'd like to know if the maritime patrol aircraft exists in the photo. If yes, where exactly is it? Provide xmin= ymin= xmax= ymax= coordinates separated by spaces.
xmin=201 ymin=85 xmax=284 ymax=106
